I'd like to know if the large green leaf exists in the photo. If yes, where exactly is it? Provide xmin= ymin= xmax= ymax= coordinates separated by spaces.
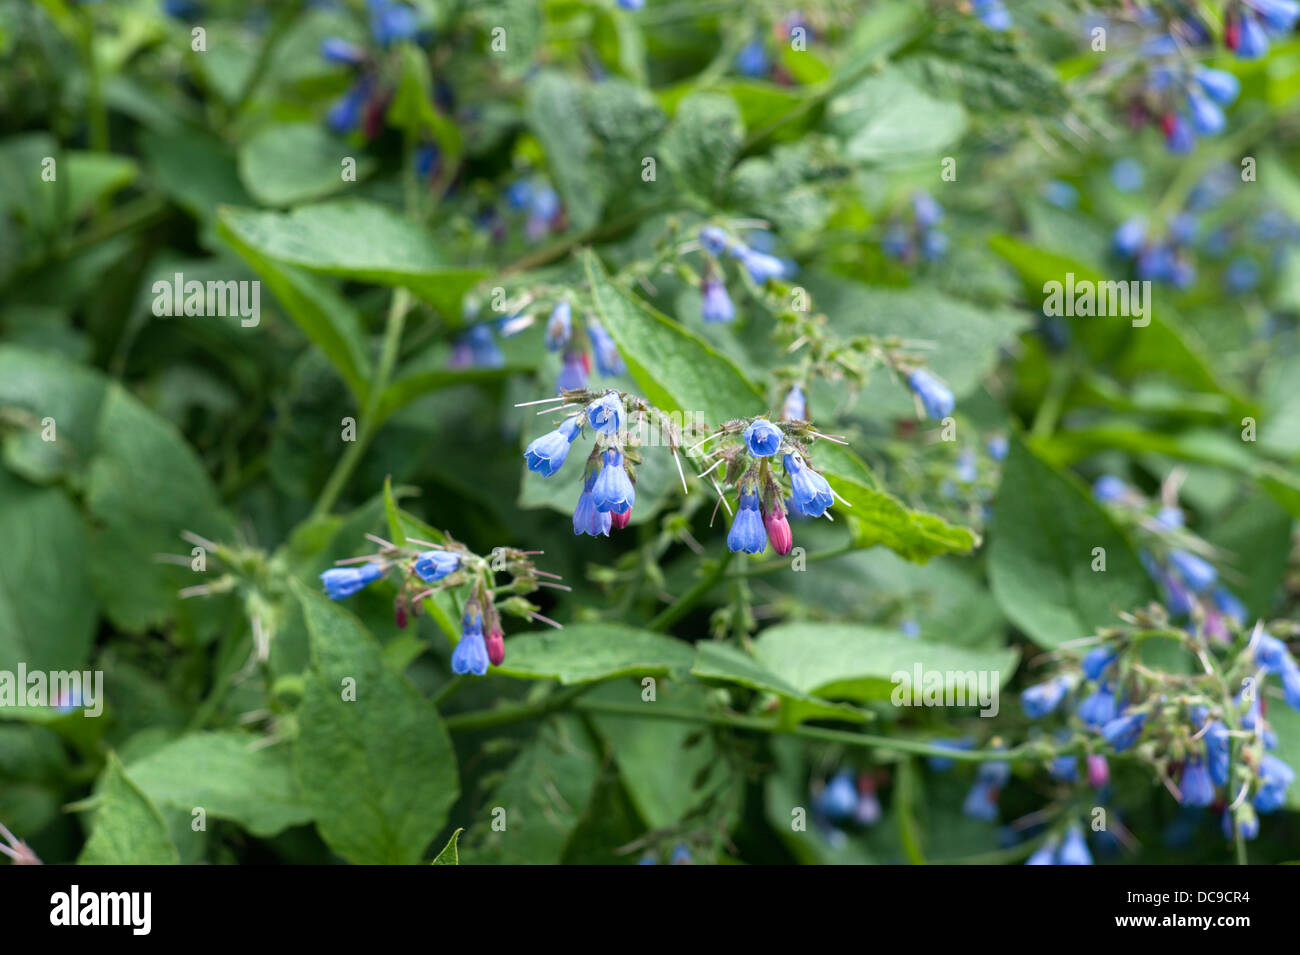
xmin=826 ymin=69 xmax=966 ymax=165
xmin=292 ymin=584 xmax=459 ymax=864
xmin=0 ymin=470 xmax=96 ymax=672
xmin=125 ymin=731 xmax=312 ymax=838
xmin=469 ymin=716 xmax=602 ymax=865
xmin=659 ymin=91 xmax=744 ymax=199
xmin=751 ymin=622 xmax=1019 ymax=704
xmin=524 ymin=71 xmax=604 ymax=230
xmin=989 ymin=435 xmax=1154 ymax=648
xmin=495 ymin=623 xmax=696 ymax=684
xmin=78 ymin=754 xmax=179 ymax=865
xmin=237 ymin=123 xmax=374 ymax=207
xmin=218 ymin=200 xmax=488 ymax=320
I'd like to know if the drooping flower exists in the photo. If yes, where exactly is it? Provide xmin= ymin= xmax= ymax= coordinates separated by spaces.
xmin=1022 ymin=676 xmax=1071 ymax=719
xmin=1281 ymin=659 xmax=1300 ymax=712
xmin=485 ymin=625 xmax=505 ymax=667
xmin=962 ymin=779 xmax=1000 ymax=822
xmin=1204 ymin=719 xmax=1231 ymax=785
xmin=1254 ymin=754 xmax=1295 ymax=813
xmin=763 ymin=501 xmax=793 ymax=556
xmin=556 ymin=350 xmax=590 ymax=393
xmin=783 ymin=452 xmax=833 ymax=518
xmin=585 ymin=392 xmax=623 ymax=435
xmin=907 ymin=369 xmax=955 ymax=420
xmin=1179 ymin=757 xmax=1216 ymax=807
xmin=545 ymin=301 xmax=572 ymax=352
xmin=1253 ymin=632 xmax=1293 ymax=674
xmin=1092 ymin=474 xmax=1130 ymax=503
xmin=701 ymin=276 xmax=735 ymax=323
xmin=451 ymin=612 xmax=490 ymax=677
xmin=1025 ymin=839 xmax=1058 ymax=865
xmin=591 ymin=449 xmax=635 ymax=515
xmin=368 ymin=0 xmax=419 ymax=48
xmin=735 ymin=39 xmax=771 ymax=78
xmin=670 ymin=843 xmax=693 ymax=865
xmin=413 ymin=549 xmax=460 ymax=583
xmin=573 ymin=471 xmax=612 ymax=538
xmin=524 ymin=417 xmax=582 ymax=476
xmin=971 ymin=0 xmax=1012 ymax=30
xmin=1087 ymin=754 xmax=1110 ymax=788
xmin=1058 ymin=826 xmax=1094 ymax=865
xmin=1049 ymin=754 xmax=1078 ymax=783
xmin=699 ymin=225 xmax=730 ymax=256
xmin=782 ymin=385 xmax=807 ymax=422
xmin=320 ymin=37 xmax=367 ymax=66
xmin=743 ymin=418 xmax=782 ymax=457
xmin=1082 ymin=645 xmax=1118 ymax=681
xmin=587 ymin=318 xmax=625 ymax=376
xmin=1112 ymin=218 xmax=1146 ymax=258
xmin=815 ymin=770 xmax=858 ymax=821
xmin=1102 ymin=711 xmax=1147 ymax=752
xmin=1078 ymin=684 xmax=1119 ymax=729
xmin=326 ymin=79 xmax=370 ymax=134
xmin=727 ymin=487 xmax=767 ymax=554
xmin=321 ymin=562 xmax=385 ymax=600
xmin=986 ymin=434 xmax=1009 ymax=461
xmin=1195 ymin=67 xmax=1241 ymax=105
xmin=1168 ymin=549 xmax=1217 ymax=592
xmin=733 ymin=246 xmax=786 ymax=284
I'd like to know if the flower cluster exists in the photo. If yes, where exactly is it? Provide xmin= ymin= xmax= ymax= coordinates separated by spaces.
xmin=319 ymin=532 xmax=563 ymax=676
xmin=543 ymin=301 xmax=625 ymax=393
xmin=811 ymin=769 xmax=882 ymax=846
xmin=696 ymin=225 xmax=795 ymax=325
xmin=1125 ymin=54 xmax=1241 ymax=154
xmin=882 ymin=192 xmax=949 ymax=264
xmin=320 ymin=1 xmax=426 ymax=138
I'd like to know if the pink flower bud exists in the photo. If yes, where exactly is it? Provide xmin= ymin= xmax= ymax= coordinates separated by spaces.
xmin=394 ymin=595 xmax=409 ymax=630
xmin=485 ymin=626 xmax=505 ymax=667
xmin=610 ymin=508 xmax=632 ymax=530
xmin=763 ymin=505 xmax=793 ymax=556
xmin=1087 ymin=754 xmax=1110 ymax=788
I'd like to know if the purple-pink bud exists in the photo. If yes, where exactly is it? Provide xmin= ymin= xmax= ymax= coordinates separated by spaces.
xmin=763 ymin=504 xmax=793 ymax=556
xmin=1087 ymin=754 xmax=1110 ymax=788
xmin=485 ymin=626 xmax=505 ymax=667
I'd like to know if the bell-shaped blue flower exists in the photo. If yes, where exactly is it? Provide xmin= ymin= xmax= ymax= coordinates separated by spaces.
xmin=1195 ymin=67 xmax=1241 ymax=105
xmin=326 ymin=79 xmax=369 ymax=134
xmin=587 ymin=319 xmax=625 ymax=376
xmin=573 ymin=470 xmax=612 ymax=538
xmin=699 ymin=225 xmax=729 ymax=256
xmin=783 ymin=452 xmax=833 ymax=518
xmin=907 ymin=368 xmax=954 ymax=420
xmin=782 ymin=385 xmax=807 ymax=421
xmin=556 ymin=351 xmax=589 ymax=393
xmin=1253 ymin=632 xmax=1293 ymax=673
xmin=1254 ymin=0 xmax=1300 ymax=32
xmin=1180 ymin=757 xmax=1215 ymax=806
xmin=451 ymin=613 xmax=490 ymax=676
xmin=743 ymin=419 xmax=782 ymax=457
xmin=815 ymin=770 xmax=858 ymax=821
xmin=1058 ymin=826 xmax=1093 ymax=865
xmin=585 ymin=392 xmax=623 ymax=435
xmin=734 ymin=247 xmax=786 ymax=284
xmin=701 ymin=277 xmax=735 ymax=323
xmin=1022 ymin=676 xmax=1070 ymax=719
xmin=962 ymin=779 xmax=999 ymax=821
xmin=369 ymin=0 xmax=419 ymax=48
xmin=320 ymin=562 xmax=385 ymax=600
xmin=413 ymin=550 xmax=460 ymax=583
xmin=1092 ymin=474 xmax=1129 ymax=502
xmin=321 ymin=37 xmax=367 ymax=65
xmin=592 ymin=450 xmax=635 ymax=514
xmin=1078 ymin=684 xmax=1119 ymax=728
xmin=1025 ymin=838 xmax=1058 ymax=865
xmin=1169 ymin=549 xmax=1217 ymax=592
xmin=1281 ymin=658 xmax=1300 ymax=713
xmin=545 ymin=301 xmax=572 ymax=352
xmin=727 ymin=487 xmax=767 ymax=554
xmin=1254 ymin=754 xmax=1295 ymax=813
xmin=1187 ymin=92 xmax=1225 ymax=136
xmin=524 ymin=417 xmax=581 ymax=477
xmin=1082 ymin=645 xmax=1118 ymax=681
xmin=1102 ymin=711 xmax=1146 ymax=752
xmin=1112 ymin=218 xmax=1146 ymax=257
xmin=1205 ymin=719 xmax=1231 ymax=785
xmin=912 ymin=191 xmax=943 ymax=227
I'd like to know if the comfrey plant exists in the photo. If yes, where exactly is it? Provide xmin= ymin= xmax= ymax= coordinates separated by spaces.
xmin=320 ymin=532 xmax=564 ymax=676
xmin=320 ymin=1 xmax=427 ymax=139
xmin=520 ymin=387 xmax=851 ymax=554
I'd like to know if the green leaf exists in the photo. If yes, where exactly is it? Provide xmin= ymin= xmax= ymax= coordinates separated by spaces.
xmin=659 ymin=91 xmax=744 ymax=199
xmin=237 ymin=123 xmax=374 ymax=207
xmin=218 ymin=201 xmax=488 ymax=320
xmin=375 ymin=352 xmax=524 ymax=421
xmin=989 ymin=435 xmax=1154 ymax=648
xmin=387 ymin=45 xmax=463 ymax=175
xmin=124 ymin=731 xmax=312 ymax=838
xmin=525 ymin=71 xmax=604 ymax=230
xmin=469 ymin=716 xmax=601 ymax=865
xmin=383 ymin=476 xmax=407 ymax=548
xmin=0 ymin=469 xmax=96 ymax=672
xmin=827 ymin=70 xmax=967 ymax=165
xmin=431 ymin=828 xmax=462 ymax=864
xmin=751 ymin=622 xmax=1019 ymax=704
xmin=292 ymin=583 xmax=459 ymax=864
xmin=78 ymin=754 xmax=179 ymax=865
xmin=495 ymin=623 xmax=696 ymax=684
xmin=690 ymin=641 xmax=869 ymax=726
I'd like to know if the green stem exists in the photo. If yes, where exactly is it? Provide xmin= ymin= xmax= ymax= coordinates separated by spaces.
xmin=733 ymin=542 xmax=855 ymax=577
xmin=648 ymin=551 xmax=733 ymax=631
xmin=443 ymin=684 xmax=594 ymax=733
xmin=311 ymin=288 xmax=411 ymax=518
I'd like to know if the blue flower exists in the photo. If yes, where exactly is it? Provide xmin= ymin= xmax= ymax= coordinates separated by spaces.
xmin=670 ymin=843 xmax=692 ymax=864
xmin=524 ymin=417 xmax=581 ymax=476
xmin=727 ymin=487 xmax=767 ymax=554
xmin=1163 ymin=113 xmax=1195 ymax=154
xmin=1169 ymin=549 xmax=1217 ymax=592
xmin=505 ymin=179 xmax=533 ymax=210
xmin=587 ymin=319 xmax=625 ymax=375
xmin=1110 ymin=159 xmax=1144 ymax=193
xmin=1254 ymin=0 xmax=1300 ymax=32
xmin=545 ymin=301 xmax=572 ymax=352
xmin=743 ymin=419 xmax=782 ymax=457
xmin=735 ymin=39 xmax=770 ymax=78
xmin=1025 ymin=838 xmax=1058 ymax=865
xmin=1058 ymin=826 xmax=1093 ymax=865
xmin=1049 ymin=754 xmax=1078 ymax=783
xmin=699 ymin=225 xmax=730 ymax=256
xmin=1082 ymin=646 xmax=1118 ymax=681
xmin=1112 ymin=218 xmax=1146 ymax=257
xmin=459 ymin=324 xmax=505 ymax=368
xmin=451 ymin=613 xmax=490 ymax=676
xmin=1187 ymin=93 xmax=1225 ymax=136
xmin=1225 ymin=257 xmax=1261 ymax=294
xmin=1195 ymin=67 xmax=1241 ymax=105
xmin=616 ymin=0 xmax=644 ymax=8
xmin=701 ymin=277 xmax=735 ymax=323
xmin=368 ymin=0 xmax=419 ymax=47
xmin=326 ymin=80 xmax=369 ymax=134
xmin=556 ymin=351 xmax=589 ymax=393
xmin=1180 ymin=758 xmax=1216 ymax=806
xmin=1090 ymin=474 xmax=1128 ymax=503
xmin=912 ymin=192 xmax=943 ymax=227
xmin=986 ymin=434 xmax=1009 ymax=461
xmin=783 ymin=452 xmax=833 ymax=518
xmin=573 ymin=471 xmax=612 ymax=537
xmin=1205 ymin=720 xmax=1231 ymax=785
xmin=1102 ymin=711 xmax=1146 ymax=752
xmin=413 ymin=550 xmax=460 ymax=583
xmin=1281 ymin=659 xmax=1300 ymax=712
xmin=907 ymin=369 xmax=954 ymax=420
xmin=320 ymin=562 xmax=385 ymax=600
xmin=1042 ymin=180 xmax=1079 ymax=208
xmin=1254 ymin=632 xmax=1293 ymax=673
xmin=320 ymin=37 xmax=367 ymax=66
xmin=962 ymin=779 xmax=999 ymax=821
xmin=1022 ymin=676 xmax=1071 ymax=719
xmin=735 ymin=247 xmax=786 ymax=284
xmin=1078 ymin=684 xmax=1119 ymax=728
xmin=592 ymin=449 xmax=635 ymax=514
xmin=782 ymin=385 xmax=807 ymax=422
xmin=585 ymin=393 xmax=623 ymax=435
xmin=1254 ymin=754 xmax=1295 ymax=813
xmin=815 ymin=770 xmax=858 ymax=821
xmin=920 ymin=229 xmax=949 ymax=261
xmin=972 ymin=0 xmax=1012 ymax=30
xmin=1222 ymin=806 xmax=1259 ymax=841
